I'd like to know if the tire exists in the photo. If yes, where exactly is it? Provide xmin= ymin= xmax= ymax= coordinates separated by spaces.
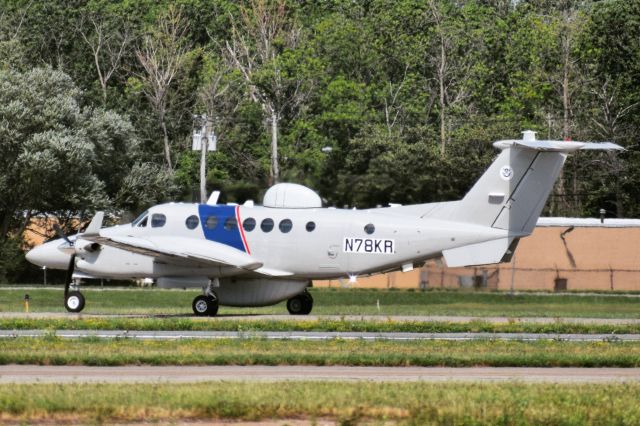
xmin=287 ymin=291 xmax=313 ymax=315
xmin=192 ymin=295 xmax=219 ymax=317
xmin=65 ymin=291 xmax=85 ymax=313
xmin=301 ymin=291 xmax=313 ymax=315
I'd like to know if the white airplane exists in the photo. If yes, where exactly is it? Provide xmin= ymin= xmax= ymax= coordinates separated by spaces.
xmin=26 ymin=131 xmax=622 ymax=315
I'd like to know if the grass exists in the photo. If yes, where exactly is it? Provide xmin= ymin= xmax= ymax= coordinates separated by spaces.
xmin=1 ymin=337 xmax=640 ymax=367
xmin=1 ymin=287 xmax=640 ymax=317
xmin=1 ymin=381 xmax=639 ymax=424
xmin=3 ymin=317 xmax=640 ymax=334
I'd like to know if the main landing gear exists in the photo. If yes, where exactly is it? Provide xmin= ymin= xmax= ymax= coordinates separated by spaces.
xmin=287 ymin=290 xmax=313 ymax=315
xmin=192 ymin=280 xmax=219 ymax=316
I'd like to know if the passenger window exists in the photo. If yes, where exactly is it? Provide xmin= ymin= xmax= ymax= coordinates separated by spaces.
xmin=205 ymin=216 xmax=218 ymax=230
xmin=243 ymin=217 xmax=256 ymax=232
xmin=137 ymin=216 xmax=148 ymax=227
xmin=151 ymin=214 xmax=166 ymax=228
xmin=185 ymin=215 xmax=199 ymax=230
xmin=224 ymin=217 xmax=237 ymax=231
xmin=279 ymin=219 xmax=293 ymax=233
xmin=364 ymin=223 xmax=375 ymax=234
xmin=261 ymin=218 xmax=274 ymax=233
xmin=306 ymin=221 xmax=316 ymax=232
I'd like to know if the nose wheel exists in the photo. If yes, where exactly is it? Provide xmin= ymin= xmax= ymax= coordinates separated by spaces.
xmin=192 ymin=295 xmax=219 ymax=316
xmin=287 ymin=291 xmax=313 ymax=315
xmin=65 ymin=291 xmax=85 ymax=313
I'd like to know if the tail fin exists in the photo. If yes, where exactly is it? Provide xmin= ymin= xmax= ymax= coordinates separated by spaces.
xmin=437 ymin=131 xmax=622 ymax=267
xmin=450 ymin=131 xmax=622 ymax=235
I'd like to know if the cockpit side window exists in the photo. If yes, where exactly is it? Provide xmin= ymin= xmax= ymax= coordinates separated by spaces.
xmin=131 ymin=210 xmax=149 ymax=227
xmin=151 ymin=213 xmax=166 ymax=228
xmin=138 ymin=216 xmax=148 ymax=227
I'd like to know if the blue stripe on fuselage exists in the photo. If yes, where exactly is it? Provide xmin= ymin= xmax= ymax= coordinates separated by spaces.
xmin=198 ymin=205 xmax=245 ymax=252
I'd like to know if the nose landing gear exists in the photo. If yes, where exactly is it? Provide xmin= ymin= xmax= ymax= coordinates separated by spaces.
xmin=64 ymin=254 xmax=85 ymax=313
xmin=287 ymin=290 xmax=313 ymax=315
xmin=65 ymin=290 xmax=85 ymax=313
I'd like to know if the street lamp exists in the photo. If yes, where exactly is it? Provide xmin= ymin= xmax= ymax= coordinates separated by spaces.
xmin=192 ymin=114 xmax=217 ymax=203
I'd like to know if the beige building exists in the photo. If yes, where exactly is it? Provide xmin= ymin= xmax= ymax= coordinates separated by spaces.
xmin=316 ymin=218 xmax=640 ymax=292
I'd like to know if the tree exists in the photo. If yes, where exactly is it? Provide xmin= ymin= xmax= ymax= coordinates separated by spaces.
xmin=77 ymin=9 xmax=133 ymax=106
xmin=135 ymin=5 xmax=192 ymax=170
xmin=225 ymin=0 xmax=309 ymax=184
xmin=0 ymin=67 xmax=173 ymax=245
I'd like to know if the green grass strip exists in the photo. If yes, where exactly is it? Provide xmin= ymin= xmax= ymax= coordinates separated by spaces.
xmin=1 ymin=381 xmax=639 ymax=424
xmin=2 ymin=287 xmax=640 ymax=317
xmin=2 ymin=317 xmax=640 ymax=334
xmin=1 ymin=337 xmax=640 ymax=367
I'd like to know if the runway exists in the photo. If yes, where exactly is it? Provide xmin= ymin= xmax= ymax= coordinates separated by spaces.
xmin=2 ymin=365 xmax=640 ymax=383
xmin=2 ymin=312 xmax=640 ymax=324
xmin=1 ymin=329 xmax=639 ymax=341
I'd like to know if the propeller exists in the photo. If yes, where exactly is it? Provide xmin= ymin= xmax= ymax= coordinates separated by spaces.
xmin=53 ymin=223 xmax=73 ymax=246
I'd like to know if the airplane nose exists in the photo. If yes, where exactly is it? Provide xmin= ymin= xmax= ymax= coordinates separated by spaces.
xmin=26 ymin=240 xmax=72 ymax=270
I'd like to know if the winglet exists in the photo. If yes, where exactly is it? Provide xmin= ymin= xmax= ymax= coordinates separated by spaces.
xmin=83 ymin=212 xmax=104 ymax=236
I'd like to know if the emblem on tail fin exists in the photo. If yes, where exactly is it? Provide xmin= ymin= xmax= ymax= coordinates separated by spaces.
xmin=500 ymin=165 xmax=514 ymax=181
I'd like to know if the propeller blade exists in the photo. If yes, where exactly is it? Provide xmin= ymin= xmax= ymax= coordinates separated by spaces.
xmin=64 ymin=254 xmax=76 ymax=299
xmin=53 ymin=223 xmax=73 ymax=246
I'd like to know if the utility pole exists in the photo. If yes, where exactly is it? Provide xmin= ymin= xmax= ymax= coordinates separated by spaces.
xmin=192 ymin=114 xmax=216 ymax=203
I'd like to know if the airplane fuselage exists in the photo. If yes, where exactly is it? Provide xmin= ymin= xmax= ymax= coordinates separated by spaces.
xmin=71 ymin=203 xmax=507 ymax=281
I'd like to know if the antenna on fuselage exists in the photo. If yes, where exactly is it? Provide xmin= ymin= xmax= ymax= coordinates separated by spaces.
xmin=207 ymin=190 xmax=220 ymax=205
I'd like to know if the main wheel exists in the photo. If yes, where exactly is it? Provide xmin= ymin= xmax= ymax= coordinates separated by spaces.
xmin=192 ymin=295 xmax=219 ymax=316
xmin=287 ymin=291 xmax=313 ymax=315
xmin=65 ymin=291 xmax=85 ymax=313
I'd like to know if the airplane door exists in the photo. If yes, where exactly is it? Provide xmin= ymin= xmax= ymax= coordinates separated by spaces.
xmin=316 ymin=215 xmax=349 ymax=276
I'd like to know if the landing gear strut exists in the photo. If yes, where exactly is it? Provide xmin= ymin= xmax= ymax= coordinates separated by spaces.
xmin=287 ymin=290 xmax=313 ymax=315
xmin=64 ymin=255 xmax=85 ymax=313
xmin=192 ymin=280 xmax=219 ymax=316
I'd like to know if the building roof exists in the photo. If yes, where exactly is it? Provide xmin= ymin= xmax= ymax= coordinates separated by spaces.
xmin=537 ymin=217 xmax=640 ymax=228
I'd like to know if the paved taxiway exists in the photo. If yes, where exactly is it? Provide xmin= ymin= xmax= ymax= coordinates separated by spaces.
xmin=2 ymin=312 xmax=640 ymax=324
xmin=2 ymin=329 xmax=639 ymax=341
xmin=2 ymin=365 xmax=640 ymax=383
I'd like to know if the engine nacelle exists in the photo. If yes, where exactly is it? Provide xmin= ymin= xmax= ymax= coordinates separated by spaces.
xmin=156 ymin=276 xmax=310 ymax=307
xmin=217 ymin=277 xmax=310 ymax=306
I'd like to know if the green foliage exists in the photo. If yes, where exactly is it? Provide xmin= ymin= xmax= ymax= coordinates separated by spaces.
xmin=0 ymin=0 xmax=639 ymax=269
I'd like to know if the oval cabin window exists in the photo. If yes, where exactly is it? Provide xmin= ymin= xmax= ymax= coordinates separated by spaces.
xmin=261 ymin=218 xmax=274 ymax=233
xmin=185 ymin=215 xmax=199 ymax=230
xmin=243 ymin=217 xmax=256 ymax=232
xmin=279 ymin=219 xmax=293 ymax=233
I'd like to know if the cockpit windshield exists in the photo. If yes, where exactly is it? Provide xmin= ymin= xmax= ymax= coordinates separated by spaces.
xmin=131 ymin=210 xmax=149 ymax=227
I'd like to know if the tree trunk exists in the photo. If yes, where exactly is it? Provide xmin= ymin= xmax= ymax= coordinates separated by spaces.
xmin=438 ymin=35 xmax=446 ymax=156
xmin=270 ymin=110 xmax=279 ymax=184
xmin=160 ymin=119 xmax=173 ymax=170
xmin=553 ymin=55 xmax=572 ymax=216
xmin=0 ymin=213 xmax=9 ymax=242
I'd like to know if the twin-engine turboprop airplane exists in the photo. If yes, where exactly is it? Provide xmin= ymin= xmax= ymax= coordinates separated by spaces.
xmin=26 ymin=131 xmax=622 ymax=315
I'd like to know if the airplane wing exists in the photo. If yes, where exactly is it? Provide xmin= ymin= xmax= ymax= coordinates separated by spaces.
xmin=86 ymin=234 xmax=263 ymax=271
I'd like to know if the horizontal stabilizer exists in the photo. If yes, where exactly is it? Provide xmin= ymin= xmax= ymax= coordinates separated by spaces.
xmin=494 ymin=139 xmax=623 ymax=152
xmin=442 ymin=237 xmax=517 ymax=267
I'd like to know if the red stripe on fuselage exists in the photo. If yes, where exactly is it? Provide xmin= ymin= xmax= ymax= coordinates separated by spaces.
xmin=236 ymin=206 xmax=251 ymax=255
